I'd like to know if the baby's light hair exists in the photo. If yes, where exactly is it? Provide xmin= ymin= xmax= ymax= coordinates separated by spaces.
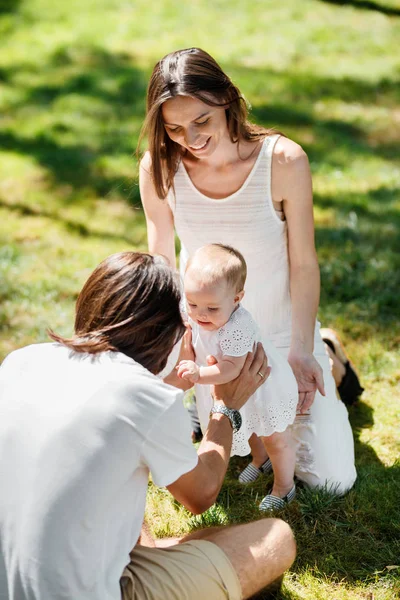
xmin=186 ymin=243 xmax=247 ymax=292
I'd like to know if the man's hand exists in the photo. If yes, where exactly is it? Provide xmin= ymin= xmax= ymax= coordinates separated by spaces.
xmin=178 ymin=324 xmax=195 ymax=363
xmin=288 ymin=351 xmax=325 ymax=414
xmin=210 ymin=342 xmax=270 ymax=410
xmin=163 ymin=324 xmax=195 ymax=390
xmin=177 ymin=360 xmax=200 ymax=383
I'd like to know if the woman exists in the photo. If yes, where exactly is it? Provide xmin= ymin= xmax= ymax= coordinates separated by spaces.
xmin=139 ymin=47 xmax=359 ymax=493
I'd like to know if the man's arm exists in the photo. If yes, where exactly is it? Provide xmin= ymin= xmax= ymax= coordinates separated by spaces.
xmin=167 ymin=344 xmax=270 ymax=514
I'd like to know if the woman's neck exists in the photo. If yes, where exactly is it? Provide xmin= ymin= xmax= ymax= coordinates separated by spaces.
xmin=186 ymin=134 xmax=260 ymax=171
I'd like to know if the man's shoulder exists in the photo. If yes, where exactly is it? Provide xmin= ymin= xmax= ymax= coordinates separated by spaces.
xmin=98 ymin=353 xmax=185 ymax=413
xmin=1 ymin=343 xmax=54 ymax=370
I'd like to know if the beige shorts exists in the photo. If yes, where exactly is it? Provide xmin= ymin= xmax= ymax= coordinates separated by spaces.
xmin=120 ymin=539 xmax=242 ymax=600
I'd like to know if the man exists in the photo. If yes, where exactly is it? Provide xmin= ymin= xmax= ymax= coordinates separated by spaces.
xmin=0 ymin=252 xmax=295 ymax=600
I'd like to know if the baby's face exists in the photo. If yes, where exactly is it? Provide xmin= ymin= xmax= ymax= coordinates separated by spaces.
xmin=184 ymin=274 xmax=241 ymax=331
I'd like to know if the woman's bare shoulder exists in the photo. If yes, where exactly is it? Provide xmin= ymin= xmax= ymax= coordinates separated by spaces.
xmin=140 ymin=150 xmax=152 ymax=171
xmin=271 ymin=136 xmax=312 ymax=202
xmin=140 ymin=150 xmax=170 ymax=174
xmin=139 ymin=151 xmax=165 ymax=188
xmin=272 ymin=136 xmax=308 ymax=168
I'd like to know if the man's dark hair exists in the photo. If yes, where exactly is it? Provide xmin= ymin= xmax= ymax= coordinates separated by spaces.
xmin=49 ymin=252 xmax=185 ymax=375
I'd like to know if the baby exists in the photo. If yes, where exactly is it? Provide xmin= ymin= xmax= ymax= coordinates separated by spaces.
xmin=177 ymin=243 xmax=298 ymax=511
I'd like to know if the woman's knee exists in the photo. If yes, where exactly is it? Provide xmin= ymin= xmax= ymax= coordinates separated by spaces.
xmin=296 ymin=463 xmax=357 ymax=495
xmin=327 ymin=469 xmax=357 ymax=495
xmin=292 ymin=405 xmax=356 ymax=494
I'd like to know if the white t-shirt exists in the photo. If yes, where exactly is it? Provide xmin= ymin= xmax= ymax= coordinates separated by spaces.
xmin=0 ymin=343 xmax=198 ymax=600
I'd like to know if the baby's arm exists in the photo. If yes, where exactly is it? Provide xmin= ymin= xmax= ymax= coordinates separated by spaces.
xmin=177 ymin=355 xmax=246 ymax=385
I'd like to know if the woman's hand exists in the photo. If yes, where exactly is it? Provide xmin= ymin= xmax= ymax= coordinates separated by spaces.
xmin=288 ymin=351 xmax=325 ymax=414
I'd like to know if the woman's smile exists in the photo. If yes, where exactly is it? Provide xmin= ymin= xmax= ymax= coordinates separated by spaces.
xmin=162 ymin=96 xmax=228 ymax=160
xmin=188 ymin=137 xmax=211 ymax=153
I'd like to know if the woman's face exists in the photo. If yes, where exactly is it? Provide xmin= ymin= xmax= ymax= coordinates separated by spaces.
xmin=161 ymin=96 xmax=229 ymax=159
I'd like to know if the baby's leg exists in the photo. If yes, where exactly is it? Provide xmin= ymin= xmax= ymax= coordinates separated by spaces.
xmin=237 ymin=434 xmax=272 ymax=484
xmin=248 ymin=433 xmax=269 ymax=467
xmin=261 ymin=429 xmax=295 ymax=498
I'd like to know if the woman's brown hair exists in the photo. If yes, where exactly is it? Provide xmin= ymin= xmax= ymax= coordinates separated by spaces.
xmin=138 ymin=47 xmax=276 ymax=199
xmin=49 ymin=252 xmax=185 ymax=375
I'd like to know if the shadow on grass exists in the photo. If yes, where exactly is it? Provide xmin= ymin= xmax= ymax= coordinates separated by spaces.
xmin=178 ymin=394 xmax=399 ymax=597
xmin=319 ymin=0 xmax=400 ymax=17
xmin=1 ymin=49 xmax=399 ymax=347
xmin=315 ymin=221 xmax=400 ymax=331
xmin=0 ymin=45 xmax=147 ymax=205
xmin=2 ymin=40 xmax=399 ymax=596
xmin=253 ymin=103 xmax=364 ymax=142
xmin=238 ymin=65 xmax=400 ymax=108
xmin=252 ymin=104 xmax=400 ymax=171
xmin=216 ymin=405 xmax=400 ymax=593
xmin=314 ymin=183 xmax=400 ymax=335
xmin=2 ymin=53 xmax=400 ymax=206
xmin=0 ymin=129 xmax=141 ymax=205
xmin=243 ymin=64 xmax=400 ymax=170
xmin=314 ymin=186 xmax=400 ymax=223
xmin=0 ymin=197 xmax=138 ymax=245
xmin=2 ymin=48 xmax=399 ymax=331
xmin=0 ymin=0 xmax=22 ymax=15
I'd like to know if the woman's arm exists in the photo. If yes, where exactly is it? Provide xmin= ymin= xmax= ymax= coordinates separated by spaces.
xmin=139 ymin=151 xmax=176 ymax=268
xmin=275 ymin=138 xmax=319 ymax=353
xmin=140 ymin=152 xmax=195 ymax=388
xmin=272 ymin=138 xmax=325 ymax=412
xmin=177 ymin=355 xmax=246 ymax=385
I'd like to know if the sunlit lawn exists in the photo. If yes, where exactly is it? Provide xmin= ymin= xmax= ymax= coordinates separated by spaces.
xmin=0 ymin=0 xmax=399 ymax=598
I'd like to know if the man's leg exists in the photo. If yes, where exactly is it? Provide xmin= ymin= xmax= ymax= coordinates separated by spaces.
xmin=180 ymin=518 xmax=296 ymax=599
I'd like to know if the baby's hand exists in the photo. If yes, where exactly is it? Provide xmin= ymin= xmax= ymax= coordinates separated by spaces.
xmin=177 ymin=360 xmax=200 ymax=383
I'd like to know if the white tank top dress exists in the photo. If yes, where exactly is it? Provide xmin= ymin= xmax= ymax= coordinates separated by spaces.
xmin=167 ymin=134 xmax=357 ymax=490
xmin=168 ymin=135 xmax=321 ymax=347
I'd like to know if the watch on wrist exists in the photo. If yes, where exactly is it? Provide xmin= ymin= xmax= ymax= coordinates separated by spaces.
xmin=209 ymin=404 xmax=242 ymax=433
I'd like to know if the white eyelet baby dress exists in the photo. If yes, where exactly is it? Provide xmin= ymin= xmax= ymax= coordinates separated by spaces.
xmin=191 ymin=305 xmax=298 ymax=457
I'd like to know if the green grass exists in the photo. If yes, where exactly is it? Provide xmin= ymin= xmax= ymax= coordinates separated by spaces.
xmin=1 ymin=0 xmax=399 ymax=598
